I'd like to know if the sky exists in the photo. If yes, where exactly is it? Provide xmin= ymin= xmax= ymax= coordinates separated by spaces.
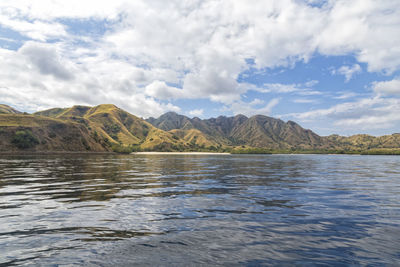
xmin=0 ymin=0 xmax=400 ymax=136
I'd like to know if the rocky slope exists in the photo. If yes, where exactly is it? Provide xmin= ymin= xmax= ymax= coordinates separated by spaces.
xmin=34 ymin=104 xmax=188 ymax=151
xmin=1 ymin=103 xmax=400 ymax=153
xmin=147 ymin=112 xmax=329 ymax=149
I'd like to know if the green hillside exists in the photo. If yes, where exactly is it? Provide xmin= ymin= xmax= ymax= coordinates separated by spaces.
xmin=0 ymin=104 xmax=21 ymax=114
xmin=32 ymin=104 xmax=189 ymax=152
xmin=147 ymin=112 xmax=330 ymax=150
xmin=2 ymin=103 xmax=400 ymax=154
xmin=0 ymin=114 xmax=109 ymax=152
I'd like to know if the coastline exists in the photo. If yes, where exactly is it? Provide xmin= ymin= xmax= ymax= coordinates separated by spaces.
xmin=131 ymin=152 xmax=231 ymax=155
xmin=0 ymin=151 xmax=398 ymax=156
xmin=0 ymin=151 xmax=113 ymax=155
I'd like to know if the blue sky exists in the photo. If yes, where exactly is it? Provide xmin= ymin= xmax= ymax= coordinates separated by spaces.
xmin=0 ymin=0 xmax=400 ymax=136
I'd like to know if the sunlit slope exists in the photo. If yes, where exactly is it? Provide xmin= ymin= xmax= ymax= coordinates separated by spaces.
xmin=148 ymin=112 xmax=329 ymax=149
xmin=36 ymin=104 xmax=187 ymax=151
xmin=325 ymin=134 xmax=400 ymax=151
xmin=4 ymin=103 xmax=400 ymax=153
xmin=0 ymin=114 xmax=109 ymax=152
xmin=0 ymin=104 xmax=21 ymax=114
xmin=229 ymin=116 xmax=327 ymax=149
xmin=169 ymin=128 xmax=220 ymax=148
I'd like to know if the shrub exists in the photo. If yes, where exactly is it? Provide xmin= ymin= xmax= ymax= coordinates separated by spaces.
xmin=49 ymin=122 xmax=66 ymax=131
xmin=105 ymin=124 xmax=121 ymax=134
xmin=111 ymin=144 xmax=140 ymax=153
xmin=12 ymin=130 xmax=39 ymax=149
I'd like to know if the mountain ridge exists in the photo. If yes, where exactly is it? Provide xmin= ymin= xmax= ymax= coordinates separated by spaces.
xmin=147 ymin=112 xmax=329 ymax=149
xmin=1 ymin=103 xmax=400 ymax=154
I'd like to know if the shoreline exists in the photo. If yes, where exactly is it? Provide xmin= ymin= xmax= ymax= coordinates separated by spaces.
xmin=0 ymin=151 xmax=398 ymax=156
xmin=131 ymin=152 xmax=231 ymax=155
xmin=0 ymin=151 xmax=114 ymax=155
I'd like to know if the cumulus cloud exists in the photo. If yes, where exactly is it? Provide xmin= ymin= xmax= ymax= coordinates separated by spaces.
xmin=228 ymin=98 xmax=280 ymax=117
xmin=0 ymin=0 xmax=400 ymax=131
xmin=145 ymin=81 xmax=183 ymax=100
xmin=188 ymin=109 xmax=204 ymax=117
xmin=0 ymin=15 xmax=67 ymax=41
xmin=285 ymin=96 xmax=400 ymax=133
xmin=332 ymin=64 xmax=361 ymax=82
xmin=0 ymin=45 xmax=181 ymax=117
xmin=373 ymin=79 xmax=400 ymax=95
xmin=19 ymin=42 xmax=74 ymax=80
xmin=317 ymin=0 xmax=400 ymax=73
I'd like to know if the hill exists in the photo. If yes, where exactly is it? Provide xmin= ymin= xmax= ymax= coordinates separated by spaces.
xmin=0 ymin=114 xmax=108 ymax=152
xmin=2 ymin=104 xmax=191 ymax=152
xmin=147 ymin=112 xmax=329 ymax=150
xmin=324 ymin=134 xmax=400 ymax=154
xmin=33 ymin=104 xmax=190 ymax=152
xmin=2 ymin=103 xmax=400 ymax=154
xmin=0 ymin=104 xmax=21 ymax=114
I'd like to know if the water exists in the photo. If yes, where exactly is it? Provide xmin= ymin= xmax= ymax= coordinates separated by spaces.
xmin=0 ymin=154 xmax=399 ymax=266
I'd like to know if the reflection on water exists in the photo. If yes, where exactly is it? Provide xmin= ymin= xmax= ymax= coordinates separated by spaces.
xmin=1 ymin=154 xmax=400 ymax=265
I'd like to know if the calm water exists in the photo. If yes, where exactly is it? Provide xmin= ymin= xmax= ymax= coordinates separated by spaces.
xmin=0 ymin=154 xmax=400 ymax=266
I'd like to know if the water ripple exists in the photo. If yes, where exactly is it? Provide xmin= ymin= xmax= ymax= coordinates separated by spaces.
xmin=0 ymin=154 xmax=400 ymax=265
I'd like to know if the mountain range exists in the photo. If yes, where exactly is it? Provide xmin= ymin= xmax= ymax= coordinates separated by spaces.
xmin=1 ymin=103 xmax=400 ymax=154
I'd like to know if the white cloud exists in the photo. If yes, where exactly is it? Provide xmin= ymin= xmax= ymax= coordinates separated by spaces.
xmin=145 ymin=81 xmax=183 ymax=100
xmin=286 ymin=96 xmax=400 ymax=132
xmin=0 ymin=44 xmax=181 ymax=117
xmin=0 ymin=0 xmax=400 ymax=130
xmin=261 ymin=81 xmax=321 ymax=95
xmin=0 ymin=14 xmax=67 ymax=41
xmin=289 ymin=97 xmax=381 ymax=120
xmin=332 ymin=64 xmax=361 ymax=82
xmin=20 ymin=41 xmax=74 ymax=80
xmin=304 ymin=80 xmax=319 ymax=87
xmin=293 ymin=98 xmax=317 ymax=104
xmin=317 ymin=0 xmax=400 ymax=74
xmin=229 ymin=98 xmax=280 ymax=117
xmin=333 ymin=92 xmax=358 ymax=99
xmin=188 ymin=109 xmax=204 ymax=117
xmin=0 ymin=0 xmax=126 ymax=20
xmin=248 ymin=98 xmax=264 ymax=106
xmin=261 ymin=83 xmax=299 ymax=93
xmin=373 ymin=79 xmax=400 ymax=95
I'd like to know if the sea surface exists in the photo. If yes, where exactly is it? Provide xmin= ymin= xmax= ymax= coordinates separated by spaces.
xmin=0 ymin=154 xmax=399 ymax=266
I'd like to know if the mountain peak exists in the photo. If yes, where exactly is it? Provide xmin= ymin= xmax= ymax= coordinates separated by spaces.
xmin=234 ymin=114 xmax=248 ymax=119
xmin=147 ymin=111 xmax=192 ymax=131
xmin=3 ymin=103 xmax=400 ymax=153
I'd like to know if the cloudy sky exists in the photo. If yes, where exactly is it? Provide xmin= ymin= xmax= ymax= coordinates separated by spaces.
xmin=1 ymin=0 xmax=400 ymax=136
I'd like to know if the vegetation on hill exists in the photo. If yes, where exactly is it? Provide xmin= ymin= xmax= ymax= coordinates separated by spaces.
xmin=0 ymin=104 xmax=21 ymax=114
xmin=0 ymin=114 xmax=109 ymax=152
xmin=11 ymin=130 xmax=39 ymax=149
xmin=1 ymin=103 xmax=400 ymax=154
xmin=29 ymin=104 xmax=191 ymax=153
xmin=147 ymin=112 xmax=330 ymax=150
